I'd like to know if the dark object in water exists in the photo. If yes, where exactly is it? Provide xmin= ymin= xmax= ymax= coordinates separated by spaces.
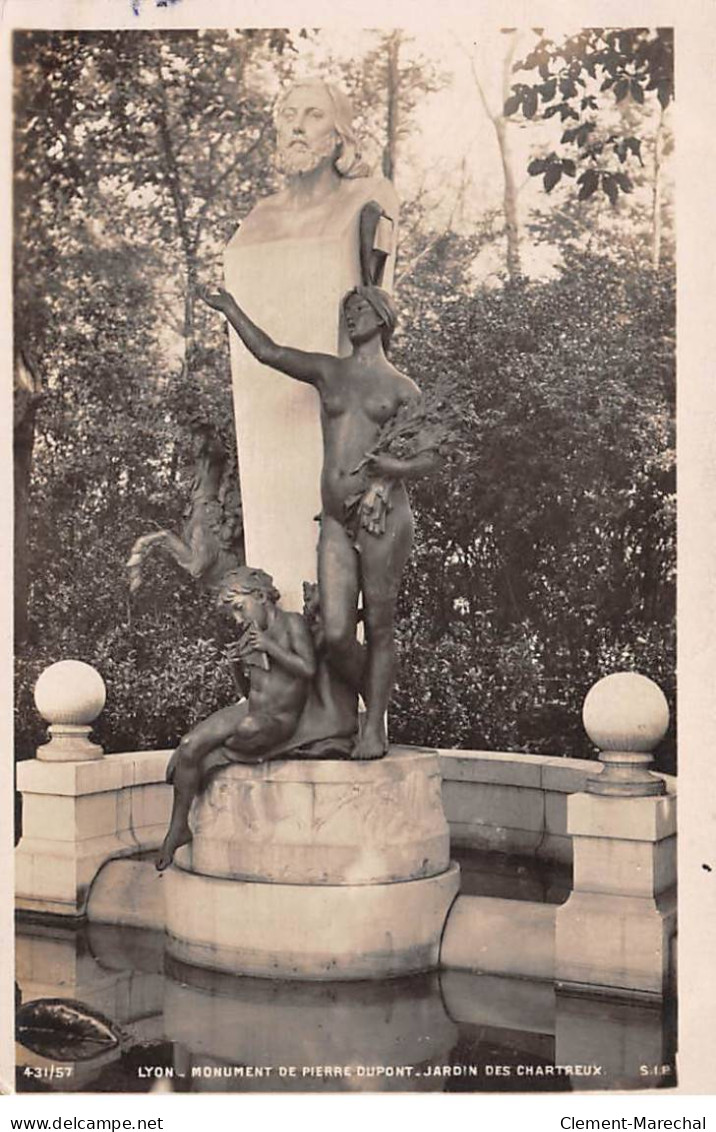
xmin=16 ymin=998 xmax=121 ymax=1062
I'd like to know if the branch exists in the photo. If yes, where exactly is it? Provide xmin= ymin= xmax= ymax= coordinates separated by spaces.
xmin=151 ymin=52 xmax=193 ymax=260
xmin=395 ymin=228 xmax=448 ymax=286
xmin=197 ymin=120 xmax=271 ymax=225
xmin=501 ymin=32 xmax=520 ymax=106
xmin=463 ymin=33 xmax=521 ymax=124
xmin=468 ymin=53 xmax=497 ymax=123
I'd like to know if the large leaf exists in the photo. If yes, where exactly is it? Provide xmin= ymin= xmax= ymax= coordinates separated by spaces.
xmin=17 ymin=999 xmax=121 ymax=1062
xmin=543 ymin=164 xmax=563 ymax=192
xmin=577 ymin=168 xmax=599 ymax=200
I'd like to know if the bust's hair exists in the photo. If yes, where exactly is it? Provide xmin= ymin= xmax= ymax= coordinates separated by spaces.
xmin=217 ymin=567 xmax=281 ymax=607
xmin=274 ymin=81 xmax=370 ymax=179
xmin=344 ymin=285 xmax=399 ymax=349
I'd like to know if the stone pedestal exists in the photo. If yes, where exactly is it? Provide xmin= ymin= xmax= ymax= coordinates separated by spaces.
xmin=15 ymin=750 xmax=171 ymax=917
xmin=555 ymin=792 xmax=676 ymax=996
xmin=164 ymin=747 xmax=459 ymax=980
xmin=185 ymin=746 xmax=448 ymax=884
xmin=224 ymin=177 xmax=398 ymax=611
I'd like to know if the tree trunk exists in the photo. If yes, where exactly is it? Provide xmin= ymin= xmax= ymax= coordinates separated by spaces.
xmin=14 ymin=350 xmax=42 ymax=646
xmin=495 ymin=115 xmax=522 ymax=282
xmin=184 ymin=252 xmax=198 ymax=362
xmin=469 ymin=34 xmax=523 ymax=282
xmin=498 ymin=33 xmax=522 ymax=281
xmin=651 ymin=104 xmax=665 ymax=271
xmin=152 ymin=52 xmax=198 ymax=364
xmin=382 ymin=32 xmax=400 ymax=182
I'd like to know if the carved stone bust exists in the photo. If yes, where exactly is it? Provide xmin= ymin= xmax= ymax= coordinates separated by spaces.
xmin=234 ymin=80 xmax=397 ymax=247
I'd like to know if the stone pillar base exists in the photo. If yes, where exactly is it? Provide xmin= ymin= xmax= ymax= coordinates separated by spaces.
xmin=555 ymin=792 xmax=676 ymax=996
xmin=37 ymin=724 xmax=104 ymax=762
xmin=15 ymin=751 xmax=171 ymax=917
xmin=556 ymin=889 xmax=676 ymax=996
xmin=164 ymin=861 xmax=460 ymax=980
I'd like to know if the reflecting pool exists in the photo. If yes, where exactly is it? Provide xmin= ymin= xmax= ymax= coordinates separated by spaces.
xmin=15 ymin=913 xmax=676 ymax=1094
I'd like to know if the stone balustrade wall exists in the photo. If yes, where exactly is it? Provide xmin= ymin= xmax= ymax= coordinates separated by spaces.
xmin=439 ymin=750 xmax=675 ymax=865
xmin=16 ymin=746 xmax=676 ymax=920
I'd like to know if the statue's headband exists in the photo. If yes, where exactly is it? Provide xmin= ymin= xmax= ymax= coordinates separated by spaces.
xmin=345 ymin=285 xmax=398 ymax=343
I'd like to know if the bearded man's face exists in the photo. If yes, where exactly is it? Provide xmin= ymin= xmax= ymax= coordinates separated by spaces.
xmin=275 ymin=84 xmax=340 ymax=176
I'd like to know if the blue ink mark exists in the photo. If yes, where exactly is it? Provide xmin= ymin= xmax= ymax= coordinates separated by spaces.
xmin=132 ymin=0 xmax=183 ymax=15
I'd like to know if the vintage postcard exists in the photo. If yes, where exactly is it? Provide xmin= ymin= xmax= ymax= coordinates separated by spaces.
xmin=3 ymin=0 xmax=715 ymax=1109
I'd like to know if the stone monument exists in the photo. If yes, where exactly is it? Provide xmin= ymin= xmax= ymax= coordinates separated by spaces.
xmin=224 ymin=80 xmax=398 ymax=613
xmin=161 ymin=79 xmax=460 ymax=978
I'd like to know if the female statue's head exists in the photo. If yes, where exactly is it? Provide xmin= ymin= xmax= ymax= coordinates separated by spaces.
xmin=343 ymin=285 xmax=398 ymax=350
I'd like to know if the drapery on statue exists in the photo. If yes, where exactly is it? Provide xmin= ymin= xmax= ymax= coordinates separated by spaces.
xmin=199 ymin=282 xmax=435 ymax=762
xmin=156 ymin=566 xmax=316 ymax=870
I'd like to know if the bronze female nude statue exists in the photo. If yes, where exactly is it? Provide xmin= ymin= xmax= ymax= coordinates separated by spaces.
xmin=200 ymin=283 xmax=433 ymax=761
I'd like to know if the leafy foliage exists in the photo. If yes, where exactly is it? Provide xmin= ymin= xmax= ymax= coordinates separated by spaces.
xmin=14 ymin=29 xmax=675 ymax=773
xmin=14 ymin=29 xmax=295 ymax=757
xmin=353 ymin=383 xmax=468 ymax=473
xmin=504 ymin=28 xmax=673 ymax=203
xmin=389 ymin=240 xmax=675 ymax=768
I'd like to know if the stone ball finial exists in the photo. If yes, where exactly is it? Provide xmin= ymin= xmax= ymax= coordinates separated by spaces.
xmin=583 ymin=672 xmax=669 ymax=752
xmin=35 ymin=660 xmax=106 ymax=724
xmin=34 ymin=661 xmax=106 ymax=761
xmin=582 ymin=672 xmax=669 ymax=797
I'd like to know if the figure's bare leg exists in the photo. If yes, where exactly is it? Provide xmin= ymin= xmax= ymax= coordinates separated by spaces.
xmin=223 ymin=711 xmax=286 ymax=762
xmin=352 ymin=495 xmax=414 ymax=760
xmin=318 ymin=517 xmax=366 ymax=692
xmin=157 ymin=701 xmax=249 ymax=871
xmin=351 ymin=595 xmax=394 ymax=760
xmin=156 ymin=753 xmax=202 ymax=871
xmin=127 ymin=530 xmax=197 ymax=593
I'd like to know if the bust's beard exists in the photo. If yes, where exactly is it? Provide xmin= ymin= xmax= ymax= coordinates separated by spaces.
xmin=276 ymin=134 xmax=339 ymax=178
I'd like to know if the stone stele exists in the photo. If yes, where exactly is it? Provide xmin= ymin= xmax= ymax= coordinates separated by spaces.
xmin=224 ymin=154 xmax=398 ymax=611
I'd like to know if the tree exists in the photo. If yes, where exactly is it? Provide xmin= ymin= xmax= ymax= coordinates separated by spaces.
xmin=311 ymin=29 xmax=445 ymax=187
xmin=466 ymin=31 xmax=525 ymax=281
xmin=13 ymin=29 xmax=298 ymax=642
xmin=13 ymin=29 xmax=301 ymax=754
xmin=388 ymin=234 xmax=675 ymax=766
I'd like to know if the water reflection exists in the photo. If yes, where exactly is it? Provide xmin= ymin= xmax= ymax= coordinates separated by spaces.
xmin=15 ymin=921 xmax=675 ymax=1093
xmin=165 ymin=959 xmax=456 ymax=1092
xmin=457 ymin=850 xmax=571 ymax=905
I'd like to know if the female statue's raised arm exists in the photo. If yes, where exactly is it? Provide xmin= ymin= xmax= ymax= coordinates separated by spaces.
xmin=198 ymin=286 xmax=335 ymax=389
